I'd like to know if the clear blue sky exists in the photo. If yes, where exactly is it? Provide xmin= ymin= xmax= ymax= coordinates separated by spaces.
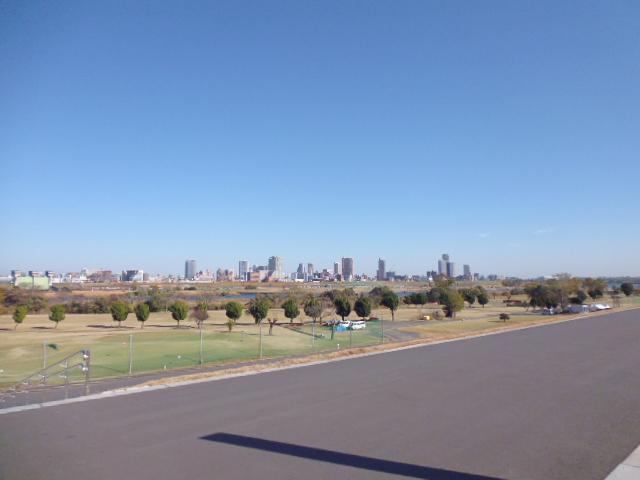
xmin=1 ymin=1 xmax=639 ymax=278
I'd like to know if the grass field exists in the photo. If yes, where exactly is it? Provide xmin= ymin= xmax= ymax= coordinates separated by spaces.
xmin=0 ymin=310 xmax=386 ymax=386
xmin=1 ymin=294 xmax=637 ymax=387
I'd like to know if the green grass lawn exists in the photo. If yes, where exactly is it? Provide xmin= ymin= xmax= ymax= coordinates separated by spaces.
xmin=0 ymin=321 xmax=384 ymax=386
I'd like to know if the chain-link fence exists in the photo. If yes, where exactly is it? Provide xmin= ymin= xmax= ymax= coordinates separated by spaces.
xmin=1 ymin=319 xmax=392 ymax=390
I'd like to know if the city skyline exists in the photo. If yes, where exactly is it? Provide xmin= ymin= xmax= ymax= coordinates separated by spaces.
xmin=2 ymin=2 xmax=639 ymax=278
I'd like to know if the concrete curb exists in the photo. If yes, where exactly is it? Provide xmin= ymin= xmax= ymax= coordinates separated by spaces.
xmin=604 ymin=443 xmax=640 ymax=479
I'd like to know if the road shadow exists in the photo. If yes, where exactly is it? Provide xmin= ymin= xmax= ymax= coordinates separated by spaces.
xmin=200 ymin=432 xmax=505 ymax=480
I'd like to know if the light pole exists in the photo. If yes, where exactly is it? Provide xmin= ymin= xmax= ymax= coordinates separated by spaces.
xmin=259 ymin=321 xmax=263 ymax=359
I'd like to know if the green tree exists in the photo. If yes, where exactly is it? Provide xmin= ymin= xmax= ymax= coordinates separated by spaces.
xmin=440 ymin=290 xmax=464 ymax=319
xmin=582 ymin=277 xmax=607 ymax=293
xmin=303 ymin=296 xmax=323 ymax=324
xmin=134 ymin=303 xmax=150 ymax=329
xmin=248 ymin=298 xmax=271 ymax=324
xmin=476 ymin=292 xmax=489 ymax=308
xmin=12 ymin=305 xmax=28 ymax=329
xmin=168 ymin=301 xmax=189 ymax=328
xmin=354 ymin=297 xmax=372 ymax=320
xmin=110 ymin=301 xmax=130 ymax=327
xmin=282 ymin=298 xmax=300 ymax=323
xmin=499 ymin=313 xmax=510 ymax=322
xmin=587 ymin=288 xmax=603 ymax=300
xmin=191 ymin=302 xmax=209 ymax=329
xmin=225 ymin=301 xmax=243 ymax=326
xmin=334 ymin=297 xmax=352 ymax=321
xmin=146 ymin=286 xmax=169 ymax=312
xmin=620 ymin=283 xmax=634 ymax=297
xmin=27 ymin=295 xmax=48 ymax=313
xmin=380 ymin=291 xmax=400 ymax=321
xmin=414 ymin=292 xmax=428 ymax=306
xmin=49 ymin=304 xmax=66 ymax=328
xmin=405 ymin=292 xmax=428 ymax=307
xmin=461 ymin=289 xmax=476 ymax=307
xmin=570 ymin=290 xmax=588 ymax=304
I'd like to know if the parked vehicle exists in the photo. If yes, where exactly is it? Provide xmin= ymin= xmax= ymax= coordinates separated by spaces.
xmin=350 ymin=320 xmax=366 ymax=330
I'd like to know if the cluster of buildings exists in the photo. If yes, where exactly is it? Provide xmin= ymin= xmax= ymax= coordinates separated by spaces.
xmin=3 ymin=253 xmax=500 ymax=289
xmin=183 ymin=257 xmax=356 ymax=283
xmin=2 ymin=269 xmax=150 ymax=289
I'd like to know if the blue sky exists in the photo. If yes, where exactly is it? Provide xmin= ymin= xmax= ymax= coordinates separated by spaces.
xmin=1 ymin=1 xmax=639 ymax=277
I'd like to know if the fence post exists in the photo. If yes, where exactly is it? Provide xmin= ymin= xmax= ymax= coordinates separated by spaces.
xmin=381 ymin=316 xmax=384 ymax=343
xmin=63 ymin=360 xmax=69 ymax=399
xmin=129 ymin=334 xmax=133 ymax=376
xmin=200 ymin=329 xmax=204 ymax=367
xmin=259 ymin=321 xmax=263 ymax=359
xmin=84 ymin=350 xmax=91 ymax=396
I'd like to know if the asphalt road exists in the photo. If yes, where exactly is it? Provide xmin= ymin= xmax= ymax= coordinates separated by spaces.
xmin=1 ymin=309 xmax=640 ymax=480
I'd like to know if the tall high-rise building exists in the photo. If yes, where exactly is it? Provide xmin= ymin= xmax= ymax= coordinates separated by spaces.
xmin=463 ymin=264 xmax=471 ymax=280
xmin=307 ymin=263 xmax=314 ymax=276
xmin=333 ymin=262 xmax=340 ymax=275
xmin=342 ymin=257 xmax=354 ymax=282
xmin=238 ymin=260 xmax=249 ymax=281
xmin=268 ymin=256 xmax=284 ymax=280
xmin=446 ymin=261 xmax=455 ymax=278
xmin=438 ymin=254 xmax=449 ymax=276
xmin=377 ymin=258 xmax=386 ymax=281
xmin=297 ymin=263 xmax=304 ymax=274
xmin=185 ymin=260 xmax=197 ymax=280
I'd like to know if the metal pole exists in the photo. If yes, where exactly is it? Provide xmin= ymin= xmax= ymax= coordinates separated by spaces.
xmin=349 ymin=327 xmax=352 ymax=348
xmin=200 ymin=329 xmax=203 ymax=366
xmin=129 ymin=334 xmax=133 ymax=376
xmin=43 ymin=342 xmax=46 ymax=369
xmin=259 ymin=321 xmax=263 ymax=359
xmin=381 ymin=316 xmax=384 ymax=343
xmin=312 ymin=321 xmax=315 ymax=349
xmin=84 ymin=350 xmax=91 ymax=396
xmin=64 ymin=360 xmax=69 ymax=400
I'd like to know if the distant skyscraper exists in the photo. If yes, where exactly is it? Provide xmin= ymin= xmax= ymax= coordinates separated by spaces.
xmin=446 ymin=261 xmax=455 ymax=278
xmin=307 ymin=263 xmax=314 ymax=275
xmin=238 ymin=260 xmax=249 ymax=280
xmin=377 ymin=258 xmax=386 ymax=281
xmin=438 ymin=254 xmax=449 ymax=276
xmin=268 ymin=256 xmax=284 ymax=279
xmin=342 ymin=257 xmax=354 ymax=282
xmin=297 ymin=263 xmax=304 ymax=274
xmin=185 ymin=260 xmax=197 ymax=280
xmin=463 ymin=264 xmax=471 ymax=280
xmin=333 ymin=262 xmax=340 ymax=275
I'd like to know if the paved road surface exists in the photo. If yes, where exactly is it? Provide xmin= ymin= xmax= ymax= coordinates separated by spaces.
xmin=1 ymin=310 xmax=640 ymax=480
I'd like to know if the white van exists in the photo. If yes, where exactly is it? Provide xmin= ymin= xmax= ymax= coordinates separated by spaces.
xmin=350 ymin=321 xmax=366 ymax=330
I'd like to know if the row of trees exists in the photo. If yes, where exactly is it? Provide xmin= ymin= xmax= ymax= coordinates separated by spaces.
xmin=9 ymin=283 xmax=491 ymax=329
xmin=523 ymin=278 xmax=635 ymax=310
